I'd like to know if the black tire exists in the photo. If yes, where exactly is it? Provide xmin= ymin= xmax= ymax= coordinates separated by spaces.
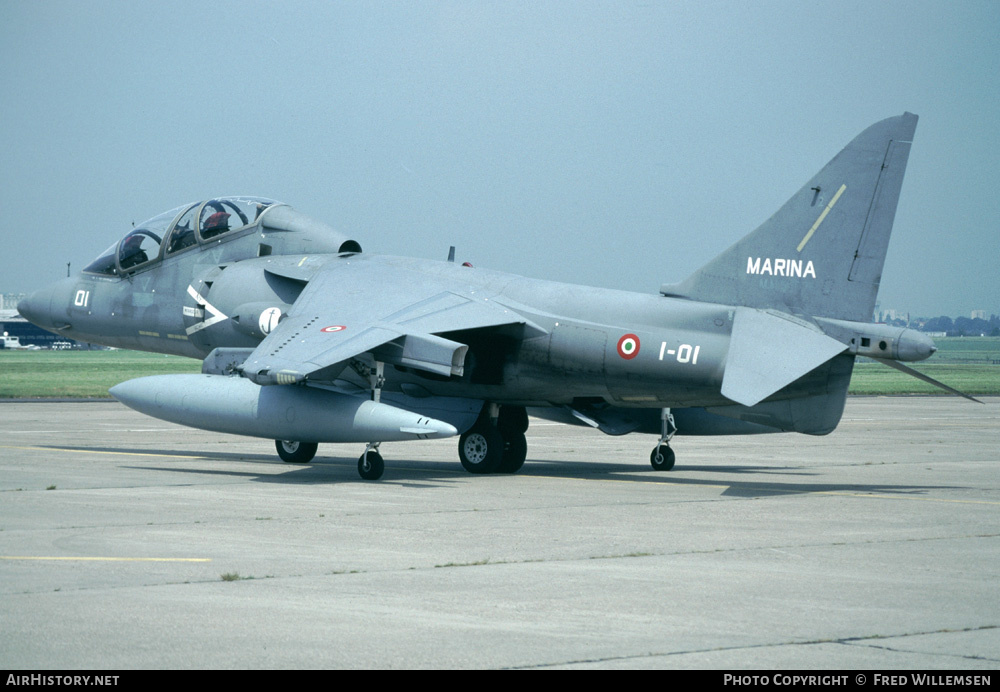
xmin=275 ymin=440 xmax=317 ymax=463
xmin=358 ymin=450 xmax=384 ymax=480
xmin=498 ymin=405 xmax=529 ymax=436
xmin=458 ymin=424 xmax=504 ymax=474
xmin=497 ymin=432 xmax=527 ymax=474
xmin=650 ymin=445 xmax=675 ymax=471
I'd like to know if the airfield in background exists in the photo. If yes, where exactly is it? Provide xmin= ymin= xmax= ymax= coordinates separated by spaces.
xmin=0 ymin=396 xmax=997 ymax=668
xmin=3 ymin=337 xmax=999 ymax=399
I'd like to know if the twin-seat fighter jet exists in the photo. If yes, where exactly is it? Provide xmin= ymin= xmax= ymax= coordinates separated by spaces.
xmin=19 ymin=112 xmax=973 ymax=480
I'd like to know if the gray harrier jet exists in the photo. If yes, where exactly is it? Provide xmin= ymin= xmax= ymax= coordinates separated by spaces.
xmin=20 ymin=112 xmax=971 ymax=480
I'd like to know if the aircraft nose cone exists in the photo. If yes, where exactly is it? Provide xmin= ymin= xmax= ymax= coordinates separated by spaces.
xmin=17 ymin=288 xmax=53 ymax=329
xmin=17 ymin=279 xmax=75 ymax=332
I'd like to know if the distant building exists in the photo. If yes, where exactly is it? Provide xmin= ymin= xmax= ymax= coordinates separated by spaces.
xmin=0 ymin=293 xmax=25 ymax=311
xmin=0 ymin=309 xmax=71 ymax=348
xmin=875 ymin=308 xmax=908 ymax=324
xmin=971 ymin=310 xmax=987 ymax=320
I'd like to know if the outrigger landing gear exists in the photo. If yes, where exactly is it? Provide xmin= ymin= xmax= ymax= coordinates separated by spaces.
xmin=358 ymin=443 xmax=384 ymax=481
xmin=650 ymin=407 xmax=677 ymax=471
xmin=352 ymin=359 xmax=387 ymax=481
xmin=458 ymin=404 xmax=528 ymax=475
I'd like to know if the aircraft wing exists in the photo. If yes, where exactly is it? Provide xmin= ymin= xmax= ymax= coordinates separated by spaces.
xmin=239 ymin=257 xmax=544 ymax=386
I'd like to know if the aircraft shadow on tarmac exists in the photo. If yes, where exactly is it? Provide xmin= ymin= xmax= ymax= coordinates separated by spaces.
xmin=44 ymin=444 xmax=962 ymax=498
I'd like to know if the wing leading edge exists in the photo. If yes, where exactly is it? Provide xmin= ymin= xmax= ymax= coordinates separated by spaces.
xmin=239 ymin=257 xmax=545 ymax=386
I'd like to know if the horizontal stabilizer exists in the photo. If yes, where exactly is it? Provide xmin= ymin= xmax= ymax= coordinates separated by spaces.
xmin=722 ymin=308 xmax=848 ymax=406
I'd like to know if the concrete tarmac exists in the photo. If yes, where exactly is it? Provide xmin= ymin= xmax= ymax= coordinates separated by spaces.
xmin=1 ymin=397 xmax=997 ymax=669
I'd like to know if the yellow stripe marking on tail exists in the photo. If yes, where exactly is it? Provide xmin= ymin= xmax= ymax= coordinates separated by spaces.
xmin=797 ymin=184 xmax=846 ymax=252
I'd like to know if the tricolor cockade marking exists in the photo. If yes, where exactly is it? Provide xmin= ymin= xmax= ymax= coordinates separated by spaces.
xmin=617 ymin=334 xmax=640 ymax=360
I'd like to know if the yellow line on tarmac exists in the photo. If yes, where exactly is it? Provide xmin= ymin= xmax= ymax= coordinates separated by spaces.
xmin=0 ymin=445 xmax=210 ymax=460
xmin=817 ymin=491 xmax=1000 ymax=506
xmin=1 ymin=556 xmax=210 ymax=562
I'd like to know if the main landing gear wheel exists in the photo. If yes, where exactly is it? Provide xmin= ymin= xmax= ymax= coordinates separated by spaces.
xmin=275 ymin=440 xmax=317 ymax=463
xmin=498 ymin=405 xmax=529 ymax=436
xmin=650 ymin=445 xmax=675 ymax=471
xmin=498 ymin=432 xmax=527 ymax=474
xmin=459 ymin=423 xmax=504 ymax=474
xmin=358 ymin=449 xmax=385 ymax=481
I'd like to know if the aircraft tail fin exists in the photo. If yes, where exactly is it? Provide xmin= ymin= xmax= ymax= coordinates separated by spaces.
xmin=661 ymin=113 xmax=918 ymax=322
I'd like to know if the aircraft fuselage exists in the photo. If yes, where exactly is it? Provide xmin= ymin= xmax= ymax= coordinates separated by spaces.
xmin=29 ymin=242 xmax=736 ymax=409
xmin=21 ymin=115 xmax=962 ymax=481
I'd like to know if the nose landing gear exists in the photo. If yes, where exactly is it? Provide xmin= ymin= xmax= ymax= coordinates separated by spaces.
xmin=358 ymin=443 xmax=385 ymax=480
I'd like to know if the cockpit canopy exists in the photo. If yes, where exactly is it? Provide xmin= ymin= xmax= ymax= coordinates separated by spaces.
xmin=84 ymin=197 xmax=279 ymax=276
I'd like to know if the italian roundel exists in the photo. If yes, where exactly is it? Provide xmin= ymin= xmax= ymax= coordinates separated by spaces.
xmin=617 ymin=333 xmax=640 ymax=360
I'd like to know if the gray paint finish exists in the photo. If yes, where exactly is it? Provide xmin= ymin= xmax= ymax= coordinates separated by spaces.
xmin=19 ymin=114 xmax=969 ymax=478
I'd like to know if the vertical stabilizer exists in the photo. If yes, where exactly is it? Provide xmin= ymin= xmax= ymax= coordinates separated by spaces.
xmin=662 ymin=113 xmax=918 ymax=322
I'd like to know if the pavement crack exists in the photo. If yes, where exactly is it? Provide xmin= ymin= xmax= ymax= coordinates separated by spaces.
xmin=511 ymin=625 xmax=1000 ymax=669
xmin=838 ymin=625 xmax=1000 ymax=663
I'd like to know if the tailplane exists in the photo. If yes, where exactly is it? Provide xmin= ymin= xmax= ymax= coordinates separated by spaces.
xmin=662 ymin=113 xmax=918 ymax=322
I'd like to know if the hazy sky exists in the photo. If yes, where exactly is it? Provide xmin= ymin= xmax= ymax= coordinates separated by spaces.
xmin=2 ymin=1 xmax=998 ymax=317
